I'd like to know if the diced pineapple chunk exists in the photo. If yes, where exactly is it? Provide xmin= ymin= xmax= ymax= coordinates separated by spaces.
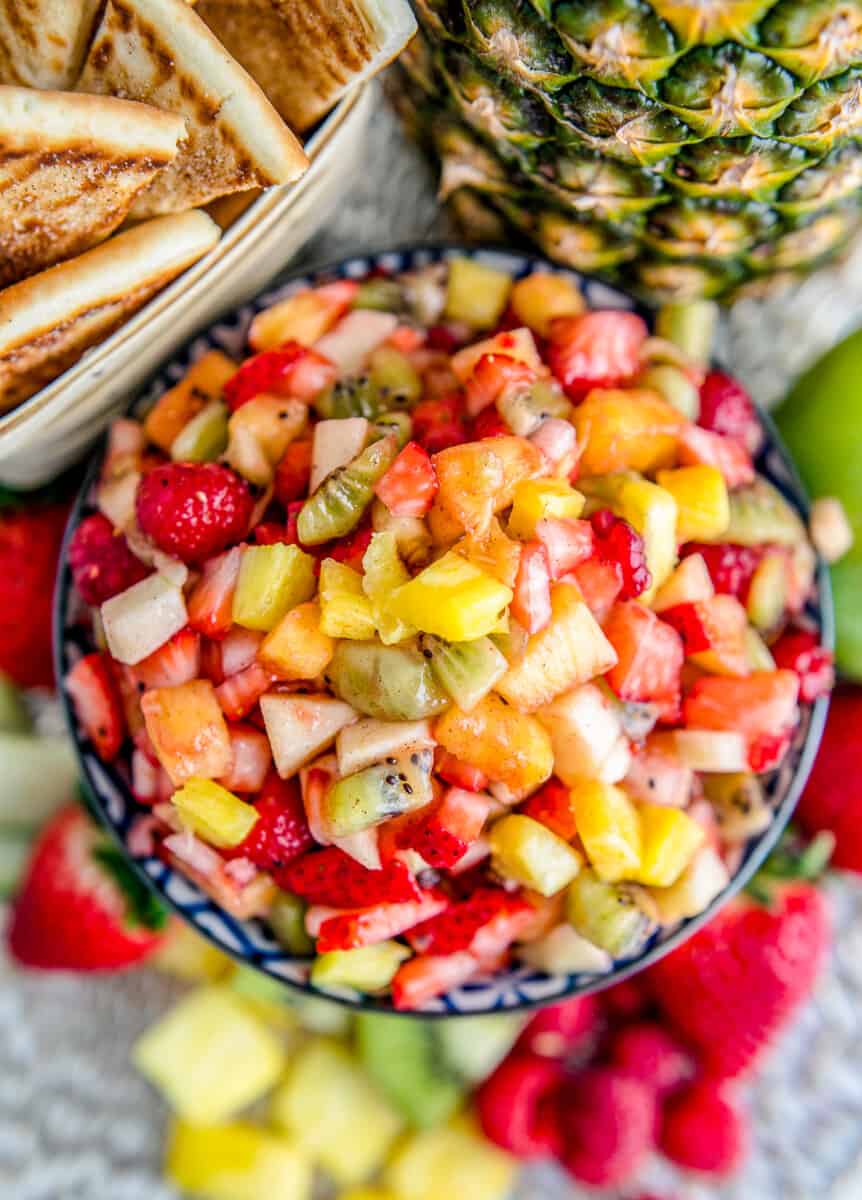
xmin=510 ymin=272 xmax=585 ymax=337
xmin=133 ymin=986 xmax=287 ymax=1123
xmin=496 ymin=584 xmax=617 ymax=712
xmin=579 ymin=472 xmax=678 ymax=600
xmin=574 ymin=388 xmax=683 ymax=477
xmin=508 ymin=478 xmax=585 ymax=540
xmin=338 ymin=1190 xmax=397 ymax=1200
xmin=101 ymin=574 xmax=187 ymax=666
xmin=433 ymin=436 xmax=544 ymax=536
xmin=571 ymin=779 xmax=642 ymax=883
xmin=173 ymin=778 xmax=259 ymax=849
xmin=261 ymin=693 xmax=356 ymax=779
xmin=656 ymin=465 xmax=729 ymax=543
xmin=435 ymin=693 xmax=553 ymax=797
xmin=489 ymin=814 xmax=582 ymax=897
xmin=362 ymin=532 xmax=415 ymax=644
xmin=537 ymin=683 xmax=628 ymax=786
xmin=141 ymin=679 xmax=232 ymax=786
xmin=144 ymin=350 xmax=236 ymax=452
xmin=166 ymin=1119 xmax=312 ymax=1200
xmin=387 ymin=550 xmax=512 ymax=642
xmin=225 ymin=395 xmax=307 ymax=486
xmin=233 ymin=544 xmax=317 ymax=632
xmin=633 ymin=804 xmax=706 ymax=888
xmin=260 ymin=601 xmax=334 ymax=681
xmin=271 ymin=1038 xmax=402 ymax=1185
xmin=384 ymin=1119 xmax=516 ymax=1200
xmin=319 ymin=559 xmax=377 ymax=639
xmin=649 ymin=845 xmax=730 ymax=923
xmin=445 ymin=258 xmax=513 ymax=329
xmin=311 ymin=941 xmax=412 ymax=993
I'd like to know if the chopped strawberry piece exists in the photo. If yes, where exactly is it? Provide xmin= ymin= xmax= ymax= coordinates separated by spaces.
xmin=136 ymin=463 xmax=254 ymax=565
xmin=187 ymin=546 xmax=243 ymax=639
xmin=387 ymin=324 xmax=426 ymax=354
xmin=392 ymin=949 xmax=495 ymax=1010
xmin=604 ymin=601 xmax=683 ymax=717
xmin=220 ymin=626 xmax=264 ymax=677
xmin=477 ymin=1054 xmax=566 ymax=1158
xmin=412 ymin=394 xmax=468 ymax=454
xmin=219 ymin=723 xmax=272 ymax=793
xmin=771 ymin=628 xmax=834 ymax=704
xmin=548 ymin=311 xmax=648 ymax=399
xmin=521 ymin=777 xmax=577 ymax=841
xmin=229 ymin=770 xmax=313 ymax=870
xmin=465 ymin=354 xmax=535 ymax=417
xmin=684 ymin=671 xmax=800 ymax=768
xmin=684 ymin=542 xmax=764 ymax=601
xmin=590 ymin=510 xmax=651 ymax=600
xmin=569 ymin=558 xmax=622 ymax=623
xmin=223 ymin=342 xmax=309 ymax=411
xmin=328 ymin=524 xmax=373 ymax=573
xmin=215 ymin=662 xmax=274 ymax=720
xmin=536 ymin=518 xmax=594 ymax=580
xmin=285 ymin=348 xmax=339 ymax=403
xmin=435 ymin=749 xmax=489 ymax=793
xmin=131 ymin=627 xmax=201 ymax=691
xmin=274 ymin=439 xmax=313 ymax=506
xmin=199 ymin=639 xmax=224 ymax=685
xmin=427 ymin=324 xmax=465 ymax=353
xmin=511 ymin=541 xmax=552 ymax=635
xmin=68 ymin=513 xmax=150 ymax=605
xmin=66 ymin=652 xmax=126 ymax=763
xmin=277 ymin=846 xmax=422 ymax=906
xmin=407 ymin=887 xmax=534 ymax=957
xmin=748 ymin=730 xmax=793 ymax=773
xmin=472 ymin=407 xmax=511 ymax=439
xmin=375 ymin=441 xmax=438 ymax=518
xmin=253 ymin=522 xmax=293 ymax=545
xmin=395 ymin=787 xmax=491 ymax=870
xmin=662 ymin=595 xmax=750 ymax=676
xmin=699 ymin=370 xmax=764 ymax=456
xmin=677 ymin=424 xmax=755 ymax=489
xmin=315 ymin=891 xmax=449 ymax=952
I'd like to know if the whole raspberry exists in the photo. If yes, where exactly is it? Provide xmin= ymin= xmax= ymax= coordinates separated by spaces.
xmin=136 ymin=463 xmax=254 ymax=564
xmin=698 ymin=371 xmax=764 ymax=456
xmin=610 ymin=1022 xmax=694 ymax=1098
xmin=69 ymin=513 xmax=150 ymax=605
xmin=685 ymin=542 xmax=763 ymax=600
xmin=590 ymin=509 xmax=651 ymax=599
xmin=771 ymin=628 xmax=835 ymax=704
xmin=476 ymin=1053 xmax=566 ymax=1159
xmin=559 ymin=1067 xmax=656 ymax=1188
xmin=659 ymin=1079 xmax=749 ymax=1176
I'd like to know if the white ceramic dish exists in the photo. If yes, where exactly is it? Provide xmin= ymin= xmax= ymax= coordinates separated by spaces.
xmin=0 ymin=84 xmax=374 ymax=489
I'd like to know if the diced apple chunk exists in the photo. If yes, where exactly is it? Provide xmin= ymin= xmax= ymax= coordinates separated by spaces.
xmin=310 ymin=418 xmax=370 ymax=493
xmin=517 ymin=923 xmax=612 ymax=975
xmin=262 ymin=694 xmax=357 ymax=779
xmin=649 ymin=846 xmax=730 ymax=923
xmin=336 ymin=718 xmax=434 ymax=776
xmin=101 ymin=573 xmax=186 ymax=665
xmin=537 ymin=683 xmax=627 ymax=785
xmin=314 ymin=311 xmax=399 ymax=374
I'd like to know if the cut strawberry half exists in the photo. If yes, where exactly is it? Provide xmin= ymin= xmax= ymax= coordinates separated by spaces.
xmin=131 ymin=627 xmax=201 ymax=691
xmin=224 ymin=342 xmax=320 ymax=411
xmin=215 ymin=662 xmax=275 ymax=721
xmin=406 ymin=887 xmax=534 ymax=957
xmin=187 ymin=546 xmax=243 ymax=639
xmin=548 ymin=311 xmax=648 ymax=398
xmin=66 ymin=652 xmax=126 ymax=763
xmin=395 ymin=787 xmax=491 ymax=870
xmin=228 ymin=769 xmax=313 ymax=870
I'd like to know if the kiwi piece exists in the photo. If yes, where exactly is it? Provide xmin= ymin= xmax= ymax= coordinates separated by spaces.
xmin=746 ymin=551 xmax=789 ymax=634
xmin=268 ymin=892 xmax=313 ymax=956
xmin=323 ymin=747 xmax=434 ymax=837
xmin=328 ymin=640 xmax=450 ymax=721
xmin=371 ymin=410 xmax=413 ymax=449
xmin=312 ymin=942 xmax=411 ymax=993
xmin=315 ymin=375 xmax=384 ymax=420
xmin=298 ymin=435 xmax=398 ymax=544
xmin=702 ymin=772 xmax=772 ymax=842
xmin=356 ymin=1014 xmax=464 ymax=1129
xmin=370 ymin=346 xmax=423 ymax=409
xmin=170 ymin=401 xmax=228 ymax=462
xmin=420 ymin=633 xmax=508 ymax=712
xmin=497 ymin=378 xmax=572 ymax=437
xmin=720 ymin=478 xmax=807 ymax=547
xmin=566 ymin=869 xmax=659 ymax=958
xmin=353 ymin=277 xmax=406 ymax=313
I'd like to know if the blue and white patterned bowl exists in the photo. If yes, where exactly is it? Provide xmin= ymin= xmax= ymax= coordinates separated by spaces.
xmin=55 ymin=245 xmax=833 ymax=1016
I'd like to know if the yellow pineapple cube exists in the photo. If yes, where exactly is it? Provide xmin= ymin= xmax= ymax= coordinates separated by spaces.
xmin=337 ymin=1191 xmax=397 ymax=1200
xmin=166 ymin=1119 xmax=312 ymax=1200
xmin=173 ymin=778 xmax=259 ymax=849
xmin=435 ymin=692 xmax=553 ymax=797
xmin=510 ymin=272 xmax=585 ymax=337
xmin=384 ymin=1118 xmax=516 ymax=1200
xmin=444 ymin=257 xmax=513 ymax=329
xmin=489 ymin=814 xmax=582 ymax=897
xmin=571 ymin=780 xmax=642 ymax=883
xmin=225 ymin=395 xmax=307 ymax=486
xmin=574 ymin=388 xmax=683 ymax=477
xmin=151 ymin=921 xmax=231 ymax=983
xmin=233 ymin=544 xmax=317 ymax=632
xmin=144 ymin=350 xmax=236 ymax=452
xmin=141 ymin=679 xmax=232 ymax=786
xmin=133 ymin=986 xmax=286 ymax=1123
xmin=362 ymin=532 xmax=415 ymax=645
xmin=656 ymin=465 xmax=730 ymax=543
xmin=387 ymin=550 xmax=512 ymax=642
xmin=634 ymin=804 xmax=706 ymax=888
xmin=580 ymin=473 xmax=678 ymax=600
xmin=433 ymin=436 xmax=544 ymax=536
xmin=271 ymin=1038 xmax=402 ymax=1185
xmin=508 ymin=478 xmax=585 ymax=540
xmin=319 ymin=559 xmax=376 ymax=639
xmin=260 ymin=601 xmax=334 ymax=681
xmin=496 ymin=584 xmax=617 ymax=711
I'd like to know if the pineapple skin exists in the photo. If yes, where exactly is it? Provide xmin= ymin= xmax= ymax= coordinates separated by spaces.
xmin=395 ymin=0 xmax=862 ymax=301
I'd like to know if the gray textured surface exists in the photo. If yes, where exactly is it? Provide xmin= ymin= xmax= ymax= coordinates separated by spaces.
xmin=5 ymin=86 xmax=862 ymax=1199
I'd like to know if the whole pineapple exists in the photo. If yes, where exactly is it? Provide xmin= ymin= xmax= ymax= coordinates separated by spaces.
xmin=396 ymin=1 xmax=862 ymax=300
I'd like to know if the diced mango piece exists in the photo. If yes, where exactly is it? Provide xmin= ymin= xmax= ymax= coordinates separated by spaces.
xmin=537 ymin=683 xmax=628 ymax=786
xmin=141 ymin=679 xmax=232 ymax=786
xmin=435 ymin=692 xmax=553 ymax=797
xmin=510 ymin=272 xmax=585 ymax=337
xmin=573 ymin=388 xmax=683 ymax=477
xmin=362 ymin=532 xmax=415 ymax=645
xmin=508 ymin=478 xmax=585 ymax=540
xmin=249 ymin=282 xmax=356 ymax=351
xmin=496 ymin=584 xmax=617 ymax=711
xmin=151 ymin=922 xmax=231 ymax=983
xmin=427 ymin=496 xmax=463 ymax=548
xmin=387 ymin=550 xmax=512 ymax=642
xmin=434 ymin=436 xmax=544 ymax=536
xmin=133 ymin=986 xmax=286 ymax=1123
xmin=489 ymin=814 xmax=582 ymax=897
xmin=166 ymin=1119 xmax=312 ymax=1200
xmin=311 ymin=941 xmax=412 ymax=993
xmin=144 ymin=350 xmax=237 ymax=452
xmin=571 ymin=779 xmax=642 ymax=883
xmin=173 ymin=778 xmax=259 ymax=849
xmin=451 ymin=328 xmax=544 ymax=382
xmin=319 ymin=559 xmax=377 ymax=639
xmin=260 ymin=601 xmax=334 ymax=681
xmin=579 ymin=472 xmax=678 ymax=600
xmin=634 ymin=804 xmax=706 ymax=888
xmin=384 ymin=1119 xmax=516 ymax=1200
xmin=225 ymin=395 xmax=307 ymax=486
xmin=656 ymin=465 xmax=730 ymax=543
xmin=444 ymin=257 xmax=513 ymax=329
xmin=271 ymin=1038 xmax=402 ymax=1185
xmin=233 ymin=544 xmax=316 ymax=632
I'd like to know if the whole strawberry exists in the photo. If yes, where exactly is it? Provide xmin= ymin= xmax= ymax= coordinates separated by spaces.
xmin=559 ymin=1066 xmax=656 ymax=1187
xmin=7 ymin=806 xmax=167 ymax=970
xmin=796 ymin=686 xmax=862 ymax=872
xmin=68 ymin=512 xmax=150 ymax=605
xmin=647 ymin=882 xmax=830 ymax=1079
xmin=698 ymin=371 xmax=764 ymax=456
xmin=659 ymin=1079 xmax=749 ymax=1177
xmin=0 ymin=499 xmax=69 ymax=688
xmin=136 ymin=462 xmax=254 ymax=565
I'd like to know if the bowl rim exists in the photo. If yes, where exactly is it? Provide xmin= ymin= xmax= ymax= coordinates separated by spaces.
xmin=54 ymin=241 xmax=834 ymax=1018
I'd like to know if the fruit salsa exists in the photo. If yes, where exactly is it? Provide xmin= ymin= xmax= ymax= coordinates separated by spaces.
xmin=64 ymin=255 xmax=832 ymax=1010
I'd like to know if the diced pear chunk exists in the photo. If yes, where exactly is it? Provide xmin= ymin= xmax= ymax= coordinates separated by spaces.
xmin=335 ymin=718 xmax=434 ymax=776
xmin=537 ymin=683 xmax=627 ymax=786
xmin=261 ymin=693 xmax=356 ymax=779
xmin=101 ymin=573 xmax=186 ymax=665
xmin=489 ymin=813 xmax=582 ymax=896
